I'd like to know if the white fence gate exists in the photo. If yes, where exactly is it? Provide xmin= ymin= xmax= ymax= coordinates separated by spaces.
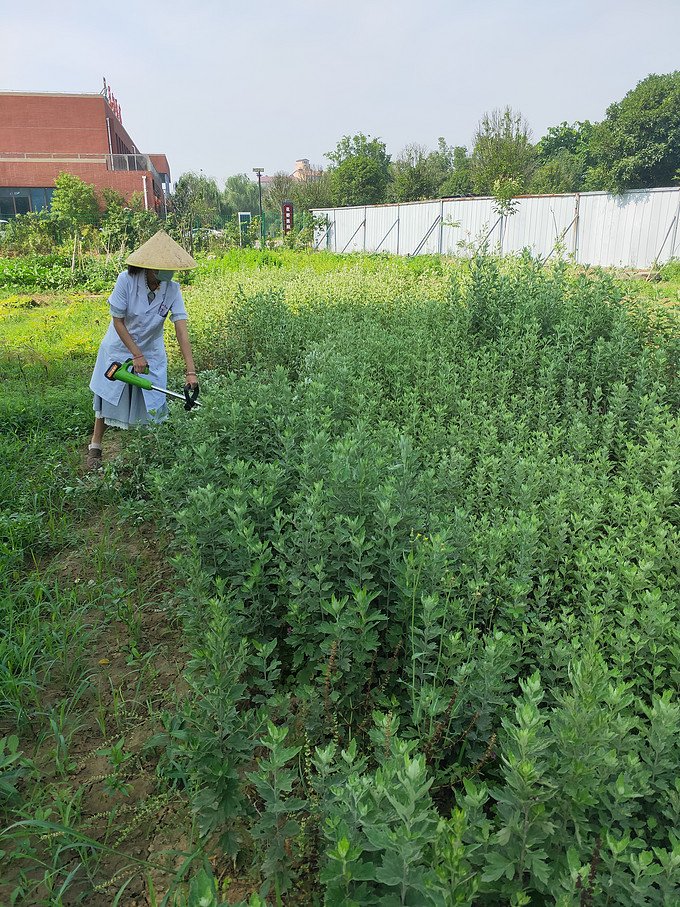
xmin=313 ymin=187 xmax=680 ymax=269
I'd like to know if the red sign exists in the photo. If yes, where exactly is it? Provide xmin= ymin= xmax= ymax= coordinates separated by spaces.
xmin=103 ymin=78 xmax=122 ymax=123
xmin=282 ymin=201 xmax=294 ymax=235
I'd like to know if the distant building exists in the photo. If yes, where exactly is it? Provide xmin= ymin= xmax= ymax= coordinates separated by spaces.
xmin=292 ymin=159 xmax=322 ymax=182
xmin=258 ymin=159 xmax=323 ymax=187
xmin=0 ymin=86 xmax=170 ymax=219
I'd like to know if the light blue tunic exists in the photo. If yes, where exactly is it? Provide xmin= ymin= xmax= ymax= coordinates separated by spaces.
xmin=89 ymin=270 xmax=188 ymax=427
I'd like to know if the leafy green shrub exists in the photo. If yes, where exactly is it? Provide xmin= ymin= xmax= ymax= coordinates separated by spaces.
xmin=659 ymin=258 xmax=680 ymax=282
xmin=0 ymin=252 xmax=122 ymax=292
xmin=126 ymin=252 xmax=680 ymax=900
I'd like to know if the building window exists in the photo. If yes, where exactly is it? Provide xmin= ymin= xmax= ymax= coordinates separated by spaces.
xmin=30 ymin=188 xmax=50 ymax=212
xmin=12 ymin=188 xmax=30 ymax=215
xmin=0 ymin=188 xmax=14 ymax=218
xmin=0 ymin=188 xmax=54 ymax=217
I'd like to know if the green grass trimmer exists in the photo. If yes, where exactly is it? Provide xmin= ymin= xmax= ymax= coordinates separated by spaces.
xmin=105 ymin=360 xmax=201 ymax=410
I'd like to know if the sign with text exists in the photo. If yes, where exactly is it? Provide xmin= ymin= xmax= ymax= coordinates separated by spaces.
xmin=282 ymin=201 xmax=294 ymax=235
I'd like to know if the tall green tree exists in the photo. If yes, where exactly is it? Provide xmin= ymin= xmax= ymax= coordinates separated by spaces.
xmin=470 ymin=107 xmax=535 ymax=196
xmin=168 ymin=172 xmax=223 ymax=252
xmin=99 ymin=187 xmax=159 ymax=252
xmin=264 ymin=172 xmax=295 ymax=213
xmin=326 ymin=133 xmax=392 ymax=206
xmin=291 ymin=168 xmax=333 ymax=212
xmin=588 ymin=71 xmax=680 ymax=192
xmin=427 ymin=137 xmax=457 ymax=189
xmin=530 ymin=121 xmax=594 ymax=194
xmin=223 ymin=174 xmax=261 ymax=218
xmin=50 ymin=172 xmax=100 ymax=232
xmin=439 ymin=146 xmax=474 ymax=197
xmin=392 ymin=143 xmax=439 ymax=202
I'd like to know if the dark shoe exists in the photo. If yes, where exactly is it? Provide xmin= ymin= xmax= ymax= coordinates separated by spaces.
xmin=87 ymin=448 xmax=103 ymax=470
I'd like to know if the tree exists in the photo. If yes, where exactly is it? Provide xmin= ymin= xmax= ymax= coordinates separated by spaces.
xmin=392 ymin=143 xmax=439 ymax=202
xmin=168 ymin=172 xmax=223 ymax=252
xmin=470 ymin=107 xmax=535 ymax=196
xmin=264 ymin=172 xmax=295 ymax=213
xmin=326 ymin=133 xmax=392 ymax=206
xmin=223 ymin=174 xmax=261 ymax=218
xmin=99 ymin=187 xmax=159 ymax=252
xmin=587 ymin=71 xmax=680 ymax=192
xmin=530 ymin=121 xmax=595 ymax=193
xmin=50 ymin=172 xmax=100 ymax=231
xmin=439 ymin=146 xmax=474 ymax=197
xmin=427 ymin=138 xmax=456 ymax=189
xmin=291 ymin=168 xmax=333 ymax=212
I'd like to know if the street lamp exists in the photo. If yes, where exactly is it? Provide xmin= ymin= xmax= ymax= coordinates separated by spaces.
xmin=253 ymin=167 xmax=264 ymax=247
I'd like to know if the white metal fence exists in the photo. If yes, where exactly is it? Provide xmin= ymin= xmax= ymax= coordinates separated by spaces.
xmin=312 ymin=187 xmax=680 ymax=269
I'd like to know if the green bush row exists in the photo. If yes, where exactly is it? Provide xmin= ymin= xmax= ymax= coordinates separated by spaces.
xmin=0 ymin=253 xmax=124 ymax=293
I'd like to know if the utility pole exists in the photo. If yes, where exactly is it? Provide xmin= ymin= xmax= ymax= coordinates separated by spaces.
xmin=253 ymin=168 xmax=264 ymax=247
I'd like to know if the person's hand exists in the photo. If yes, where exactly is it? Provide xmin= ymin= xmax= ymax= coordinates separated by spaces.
xmin=132 ymin=354 xmax=148 ymax=374
xmin=185 ymin=370 xmax=198 ymax=388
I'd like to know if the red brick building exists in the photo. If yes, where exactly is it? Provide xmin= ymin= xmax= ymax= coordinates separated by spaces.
xmin=0 ymin=90 xmax=171 ymax=219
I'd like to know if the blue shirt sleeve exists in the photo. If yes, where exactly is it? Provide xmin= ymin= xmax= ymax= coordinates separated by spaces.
xmin=108 ymin=271 xmax=131 ymax=316
xmin=169 ymin=283 xmax=188 ymax=323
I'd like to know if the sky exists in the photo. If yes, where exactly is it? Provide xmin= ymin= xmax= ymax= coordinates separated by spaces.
xmin=3 ymin=0 xmax=680 ymax=187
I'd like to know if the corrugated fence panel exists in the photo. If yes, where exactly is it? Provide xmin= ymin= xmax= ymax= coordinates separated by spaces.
xmin=623 ymin=189 xmax=679 ymax=266
xmin=395 ymin=201 xmax=441 ymax=256
xmin=441 ymin=197 xmax=497 ymax=254
xmin=366 ymin=205 xmax=401 ymax=254
xmin=313 ymin=209 xmax=334 ymax=250
xmin=577 ymin=190 xmax=677 ymax=268
xmin=502 ymin=195 xmax=578 ymax=259
xmin=329 ymin=206 xmax=366 ymax=253
xmin=670 ymin=192 xmax=680 ymax=260
xmin=313 ymin=187 xmax=680 ymax=268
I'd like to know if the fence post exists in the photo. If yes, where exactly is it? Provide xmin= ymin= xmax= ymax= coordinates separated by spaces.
xmin=396 ymin=204 xmax=400 ymax=255
xmin=670 ymin=188 xmax=680 ymax=261
xmin=439 ymin=199 xmax=444 ymax=254
xmin=573 ymin=194 xmax=580 ymax=263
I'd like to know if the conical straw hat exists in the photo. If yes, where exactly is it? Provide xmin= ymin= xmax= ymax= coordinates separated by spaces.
xmin=126 ymin=230 xmax=197 ymax=269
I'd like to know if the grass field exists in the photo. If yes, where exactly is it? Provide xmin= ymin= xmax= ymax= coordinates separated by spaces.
xmin=1 ymin=250 xmax=680 ymax=906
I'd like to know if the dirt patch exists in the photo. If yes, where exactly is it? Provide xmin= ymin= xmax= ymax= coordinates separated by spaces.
xmin=0 ymin=510 xmax=206 ymax=907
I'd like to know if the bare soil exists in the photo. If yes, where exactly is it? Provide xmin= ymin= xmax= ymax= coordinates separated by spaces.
xmin=0 ymin=459 xmax=258 ymax=906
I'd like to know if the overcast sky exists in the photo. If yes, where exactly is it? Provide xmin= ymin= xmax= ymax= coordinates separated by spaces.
xmin=3 ymin=0 xmax=680 ymax=187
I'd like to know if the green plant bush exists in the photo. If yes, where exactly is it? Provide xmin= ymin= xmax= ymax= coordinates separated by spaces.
xmin=126 ymin=252 xmax=680 ymax=902
xmin=0 ymin=252 xmax=123 ymax=293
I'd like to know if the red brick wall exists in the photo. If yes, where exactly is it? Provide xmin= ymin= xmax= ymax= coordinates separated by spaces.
xmin=149 ymin=154 xmax=171 ymax=183
xmin=0 ymin=162 xmax=158 ymax=209
xmin=0 ymin=93 xmax=142 ymax=155
xmin=1 ymin=94 xmax=110 ymax=153
xmin=0 ymin=93 xmax=164 ymax=212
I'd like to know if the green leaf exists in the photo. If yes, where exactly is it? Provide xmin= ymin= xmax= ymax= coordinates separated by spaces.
xmin=482 ymin=852 xmax=516 ymax=882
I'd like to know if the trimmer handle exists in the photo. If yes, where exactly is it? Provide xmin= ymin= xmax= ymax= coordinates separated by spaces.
xmin=105 ymin=360 xmax=152 ymax=390
xmin=121 ymin=358 xmax=149 ymax=376
xmin=183 ymin=383 xmax=200 ymax=410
